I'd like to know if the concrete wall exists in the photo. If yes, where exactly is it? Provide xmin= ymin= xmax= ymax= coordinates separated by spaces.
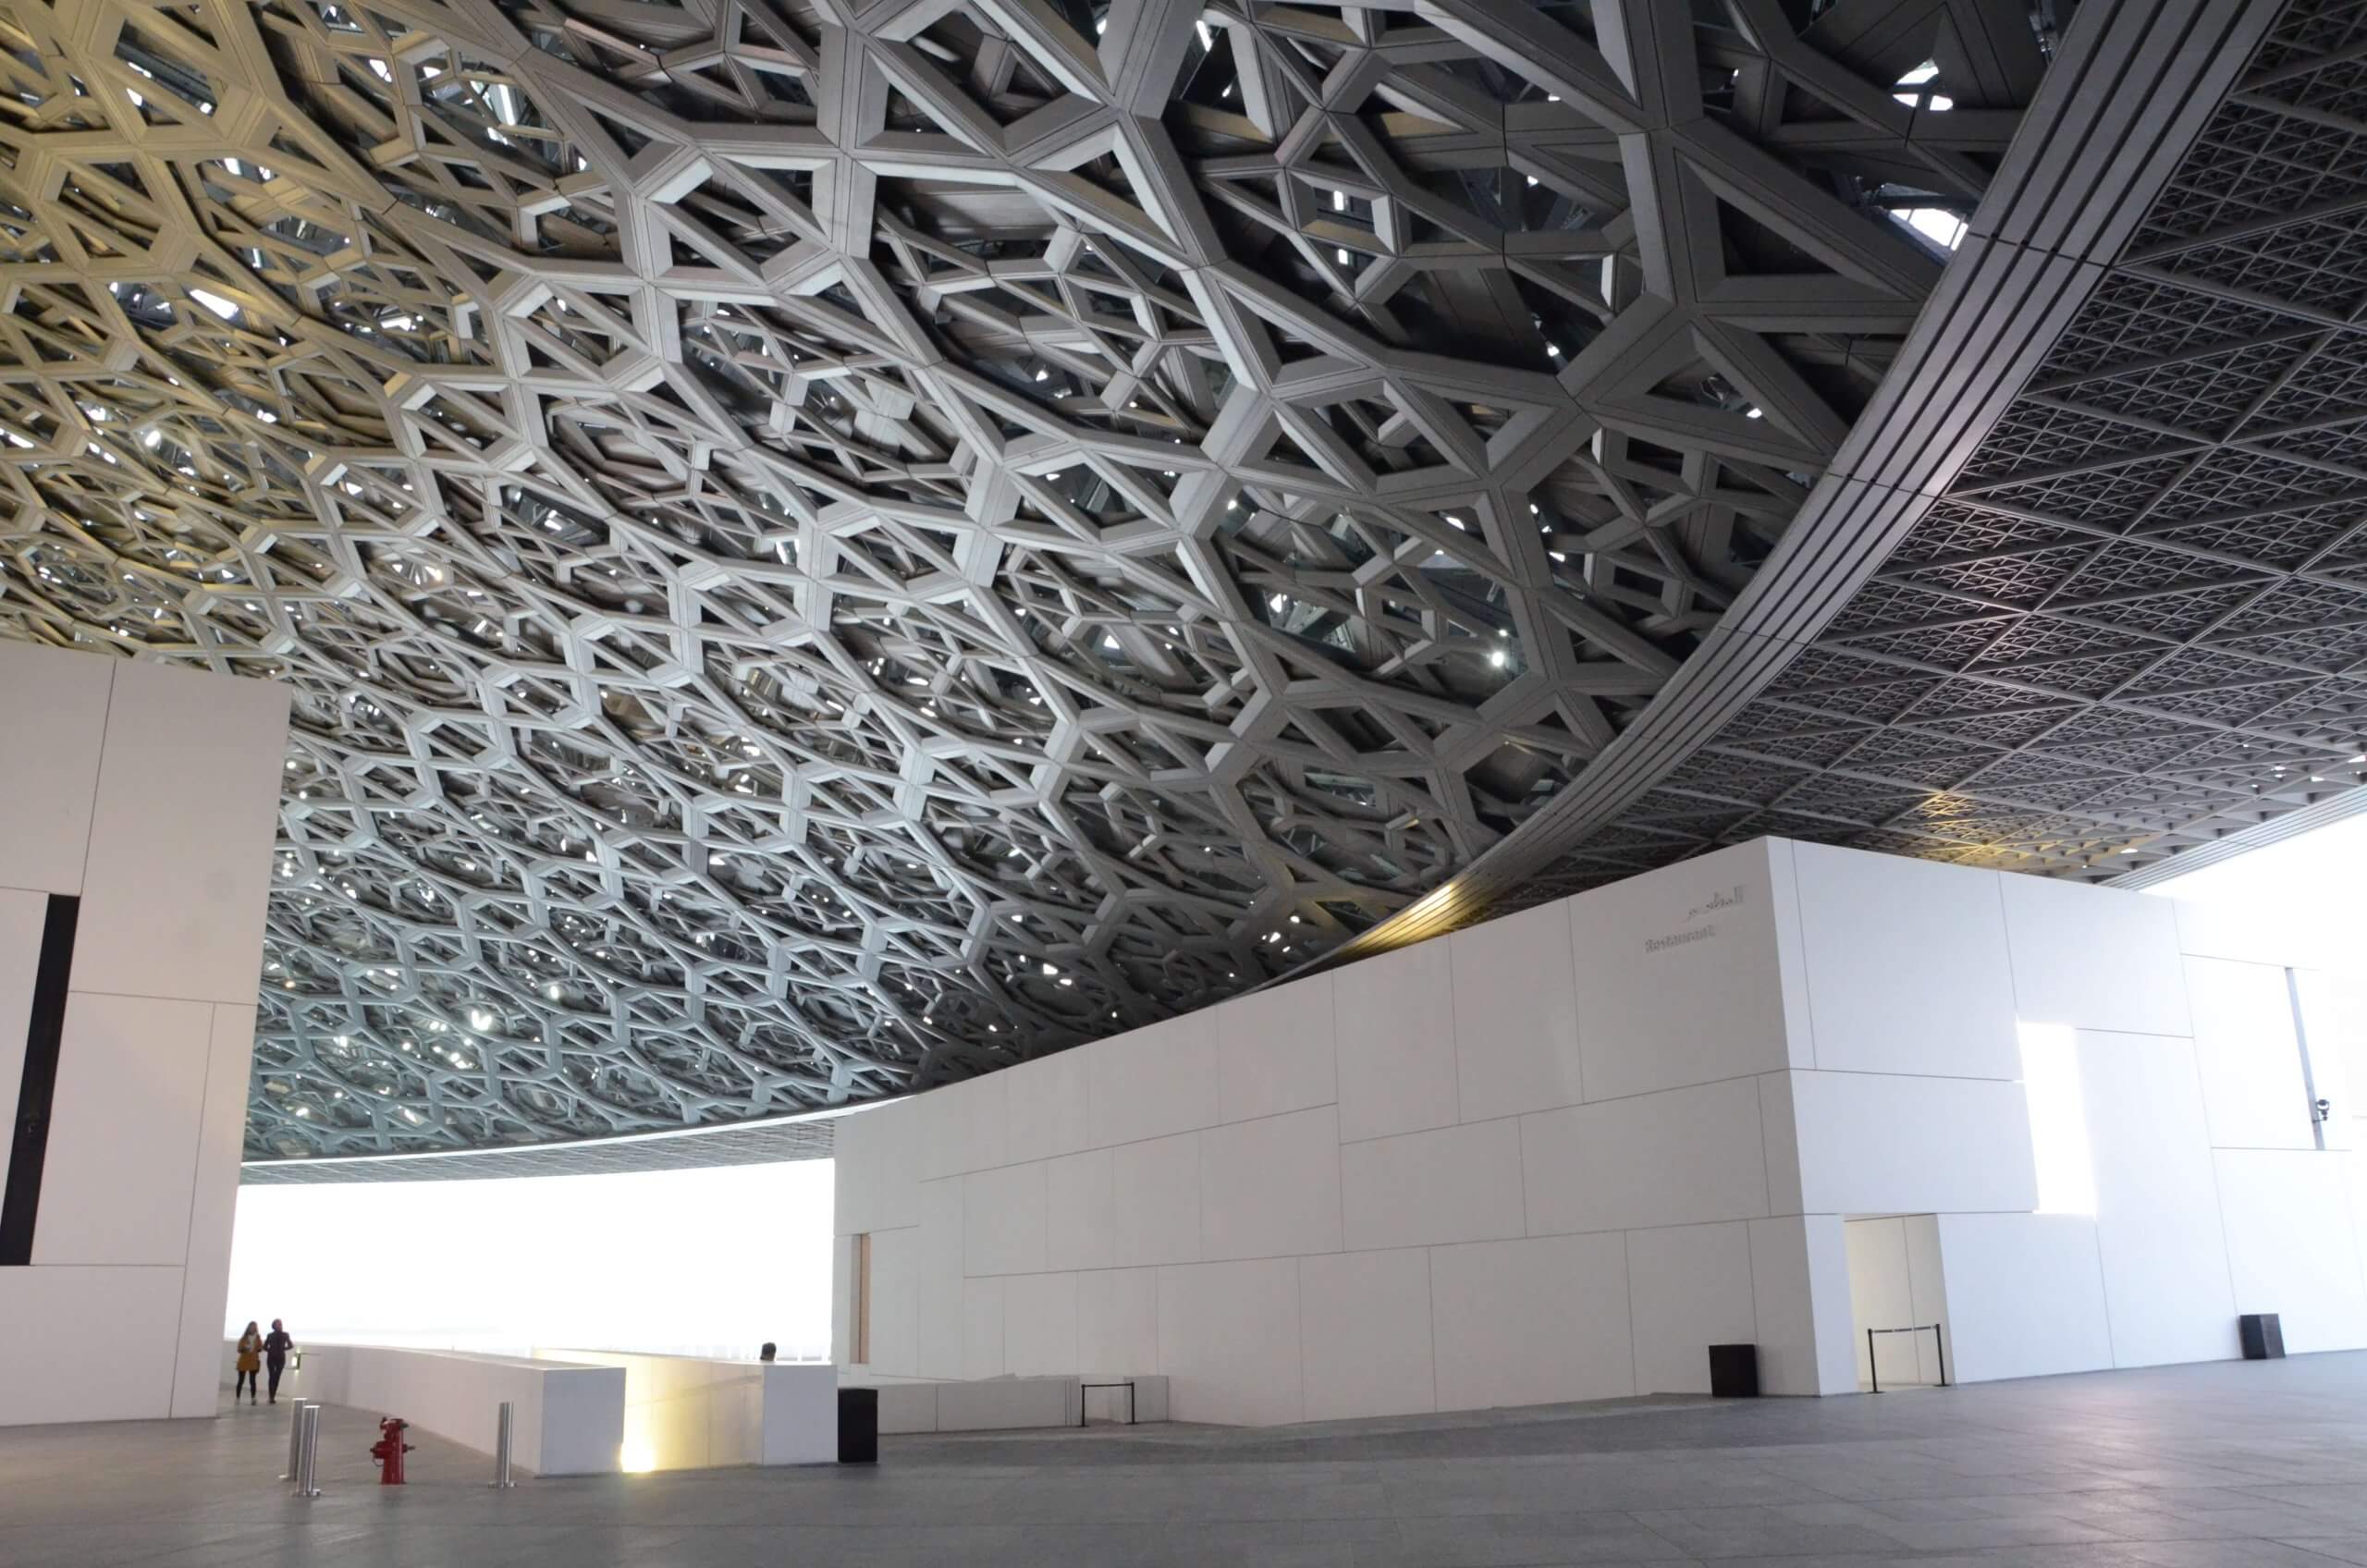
xmin=1782 ymin=843 xmax=2365 ymax=1378
xmin=290 ymin=1343 xmax=625 ymax=1476
xmin=1844 ymin=1215 xmax=1947 ymax=1388
xmin=549 ymin=1351 xmax=837 ymax=1468
xmin=835 ymin=839 xmax=1835 ymax=1423
xmin=835 ymin=837 xmax=2367 ymax=1423
xmin=0 ymin=644 xmax=289 ymax=1426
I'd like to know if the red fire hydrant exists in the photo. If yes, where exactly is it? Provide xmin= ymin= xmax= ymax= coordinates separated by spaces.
xmin=369 ymin=1415 xmax=414 ymax=1485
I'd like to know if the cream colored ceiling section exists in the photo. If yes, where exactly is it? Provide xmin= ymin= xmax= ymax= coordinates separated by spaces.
xmin=0 ymin=0 xmax=2039 ymax=1153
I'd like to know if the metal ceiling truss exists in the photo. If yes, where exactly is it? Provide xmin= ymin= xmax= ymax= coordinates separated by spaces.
xmin=1510 ymin=0 xmax=2367 ymax=901
xmin=1294 ymin=0 xmax=2367 ymax=966
xmin=0 ymin=0 xmax=2060 ymax=1154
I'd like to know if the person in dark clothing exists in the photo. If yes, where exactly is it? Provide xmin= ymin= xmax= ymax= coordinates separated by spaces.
xmin=263 ymin=1320 xmax=295 ymax=1403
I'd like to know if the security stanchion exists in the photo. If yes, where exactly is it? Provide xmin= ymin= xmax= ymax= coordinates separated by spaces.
xmin=294 ymin=1403 xmax=323 ymax=1498
xmin=490 ymin=1401 xmax=517 ymax=1488
xmin=280 ymin=1399 xmax=309 ymax=1481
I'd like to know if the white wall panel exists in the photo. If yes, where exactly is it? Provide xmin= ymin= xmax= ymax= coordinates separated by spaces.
xmin=1626 ymin=1223 xmax=1757 ymax=1394
xmin=172 ymin=1003 xmax=260 ymax=1416
xmin=1299 ymin=1248 xmax=1435 ymax=1420
xmin=1088 ymin=1011 xmax=1219 ymax=1148
xmin=1332 ymin=937 xmax=1459 ymax=1141
xmin=1340 ymin=1119 xmax=1524 ymax=1252
xmin=2296 ymin=967 xmax=2362 ymax=1151
xmin=913 ymin=1176 xmax=965 ymax=1379
xmin=1199 ymin=1106 xmax=1343 ymax=1261
xmin=908 ymin=1084 xmax=966 ymax=1183
xmin=1429 ymin=1232 xmax=1634 ymax=1411
xmin=962 ymin=1276 xmax=1006 ymax=1378
xmin=1748 ymin=1215 xmax=1856 ymax=1395
xmin=2075 ymin=1030 xmax=2238 ymax=1367
xmin=0 ymin=643 xmax=112 ymax=897
xmin=830 ymin=1236 xmax=852 ymax=1365
xmin=833 ymin=1102 xmax=917 ymax=1236
xmin=2186 ymin=956 xmax=2312 ymax=1150
xmin=1904 ymin=1216 xmax=1949 ymax=1384
xmin=1758 ymin=1073 xmax=1802 ymax=1215
xmin=1002 ymin=1271 xmax=1079 ymax=1376
xmin=1075 ymin=1266 xmax=1159 ymax=1372
xmin=1521 ymin=1078 xmax=1769 ymax=1236
xmin=1999 ymin=873 xmax=2189 ymax=1036
xmin=1567 ymin=839 xmax=1797 ymax=1101
xmin=1157 ymin=1258 xmax=1303 ymax=1426
xmin=1845 ymin=1217 xmax=1947 ymax=1388
xmin=1110 ymin=1131 xmax=1201 ymax=1268
xmin=0 ymin=888 xmax=45 ymax=1175
xmin=71 ymin=661 xmax=290 ymax=1004
xmin=32 ymin=992 xmax=213 ymax=1266
xmin=1452 ymin=900 xmax=1584 ymax=1121
xmin=1790 ymin=1072 xmax=2036 ymax=1216
xmin=2349 ymin=1158 xmax=2367 ymax=1317
xmin=0 ymin=1267 xmax=182 ymax=1425
xmin=1215 ymin=975 xmax=1337 ymax=1124
xmin=1766 ymin=839 xmax=1816 ymax=1067
xmin=948 ymin=1071 xmax=1009 ymax=1176
xmin=831 ymin=1108 xmax=874 ymax=1237
xmin=963 ymin=1160 xmax=1048 ymax=1277
xmin=1005 ymin=1047 xmax=1092 ymax=1164
xmin=1045 ymin=1146 xmax=1115 ymax=1271
xmin=1934 ymin=1214 xmax=2113 ymax=1383
xmin=1792 ymin=846 xmax=2018 ymax=1079
xmin=863 ymin=1228 xmax=920 ymax=1373
xmin=2214 ymin=1150 xmax=2367 ymax=1354
xmin=2171 ymin=895 xmax=2325 ymax=971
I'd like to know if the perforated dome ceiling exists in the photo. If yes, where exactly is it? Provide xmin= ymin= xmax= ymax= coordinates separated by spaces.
xmin=3 ymin=0 xmax=2346 ymax=1158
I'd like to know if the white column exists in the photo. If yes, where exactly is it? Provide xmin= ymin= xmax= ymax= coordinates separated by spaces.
xmin=0 ymin=644 xmax=289 ymax=1424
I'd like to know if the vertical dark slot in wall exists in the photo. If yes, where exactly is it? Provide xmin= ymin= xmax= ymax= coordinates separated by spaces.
xmin=1 ymin=894 xmax=80 ymax=1266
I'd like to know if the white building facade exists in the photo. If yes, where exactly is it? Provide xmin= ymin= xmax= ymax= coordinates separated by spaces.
xmin=832 ymin=837 xmax=2367 ymax=1424
xmin=0 ymin=643 xmax=290 ymax=1425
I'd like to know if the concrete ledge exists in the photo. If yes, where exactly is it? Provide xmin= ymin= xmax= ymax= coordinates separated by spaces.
xmin=548 ymin=1350 xmax=838 ymax=1469
xmin=934 ymin=1377 xmax=1079 ymax=1431
xmin=846 ymin=1372 xmax=1170 ymax=1433
xmin=292 ymin=1343 xmax=625 ymax=1476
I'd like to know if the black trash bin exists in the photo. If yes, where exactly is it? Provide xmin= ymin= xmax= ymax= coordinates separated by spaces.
xmin=1708 ymin=1343 xmax=1760 ymax=1397
xmin=838 ymin=1386 xmax=879 ymax=1464
xmin=2239 ymin=1314 xmax=2286 ymax=1360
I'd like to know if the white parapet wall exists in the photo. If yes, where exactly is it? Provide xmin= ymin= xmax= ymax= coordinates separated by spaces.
xmin=831 ymin=837 xmax=2367 ymax=1425
xmin=0 ymin=644 xmax=291 ymax=1427
xmin=291 ymin=1344 xmax=626 ymax=1476
xmin=547 ymin=1350 xmax=838 ymax=1469
xmin=841 ymin=1373 xmax=1169 ymax=1433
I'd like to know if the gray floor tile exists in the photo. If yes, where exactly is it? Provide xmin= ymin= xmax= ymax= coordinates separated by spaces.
xmin=5 ymin=1355 xmax=2367 ymax=1567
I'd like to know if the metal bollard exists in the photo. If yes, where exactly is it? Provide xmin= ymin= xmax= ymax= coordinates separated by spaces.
xmin=489 ymin=1400 xmax=516 ymax=1489
xmin=279 ymin=1399 xmax=311 ymax=1480
xmin=294 ymin=1403 xmax=323 ymax=1498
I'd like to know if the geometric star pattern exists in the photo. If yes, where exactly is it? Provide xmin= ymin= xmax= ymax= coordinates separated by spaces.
xmin=0 ymin=0 xmax=2048 ymax=1154
xmin=1506 ymin=0 xmax=2367 ymax=903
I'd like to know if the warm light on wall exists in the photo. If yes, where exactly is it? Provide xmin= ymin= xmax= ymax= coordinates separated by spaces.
xmin=2017 ymin=1022 xmax=2096 ymax=1215
xmin=619 ymin=1438 xmax=656 ymax=1475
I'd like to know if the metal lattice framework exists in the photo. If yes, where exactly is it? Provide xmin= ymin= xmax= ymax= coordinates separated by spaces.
xmin=0 ymin=0 xmax=2053 ymax=1155
xmin=1510 ymin=0 xmax=2367 ymax=900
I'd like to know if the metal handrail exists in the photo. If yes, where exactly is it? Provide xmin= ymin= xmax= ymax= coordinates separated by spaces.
xmin=1866 ymin=1323 xmax=1948 ymax=1392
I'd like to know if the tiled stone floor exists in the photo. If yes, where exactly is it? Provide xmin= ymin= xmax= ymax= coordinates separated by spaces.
xmin=6 ymin=1354 xmax=2367 ymax=1567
